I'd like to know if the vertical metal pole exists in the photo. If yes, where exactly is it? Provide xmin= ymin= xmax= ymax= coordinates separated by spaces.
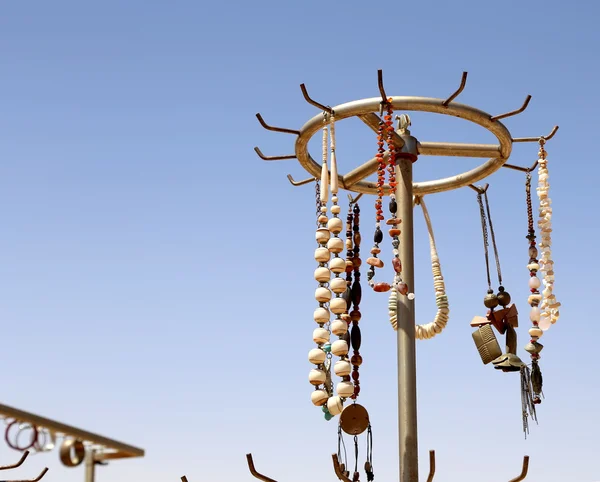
xmin=396 ymin=155 xmax=419 ymax=482
xmin=84 ymin=450 xmax=96 ymax=482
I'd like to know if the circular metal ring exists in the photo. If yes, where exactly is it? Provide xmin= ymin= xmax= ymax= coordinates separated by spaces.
xmin=295 ymin=96 xmax=513 ymax=196
xmin=59 ymin=438 xmax=86 ymax=467
xmin=4 ymin=421 xmax=38 ymax=451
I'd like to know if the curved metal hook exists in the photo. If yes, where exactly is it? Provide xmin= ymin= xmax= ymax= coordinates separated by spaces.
xmin=254 ymin=147 xmax=296 ymax=161
xmin=508 ymin=455 xmax=529 ymax=482
xmin=246 ymin=454 xmax=277 ymax=482
xmin=300 ymin=84 xmax=333 ymax=114
xmin=255 ymin=113 xmax=300 ymax=135
xmin=0 ymin=451 xmax=29 ymax=470
xmin=287 ymin=174 xmax=316 ymax=186
xmin=468 ymin=183 xmax=489 ymax=194
xmin=490 ymin=95 xmax=532 ymax=121
xmin=348 ymin=193 xmax=363 ymax=204
xmin=512 ymin=125 xmax=559 ymax=143
xmin=426 ymin=450 xmax=436 ymax=482
xmin=331 ymin=454 xmax=352 ymax=482
xmin=442 ymin=72 xmax=468 ymax=106
xmin=377 ymin=69 xmax=388 ymax=104
xmin=4 ymin=467 xmax=49 ymax=482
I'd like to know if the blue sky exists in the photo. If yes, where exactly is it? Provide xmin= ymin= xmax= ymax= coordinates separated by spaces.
xmin=0 ymin=1 xmax=596 ymax=481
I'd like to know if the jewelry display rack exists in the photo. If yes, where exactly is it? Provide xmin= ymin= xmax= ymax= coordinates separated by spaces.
xmin=237 ymin=70 xmax=559 ymax=482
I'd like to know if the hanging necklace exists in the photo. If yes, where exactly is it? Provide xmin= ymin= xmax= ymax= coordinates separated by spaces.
xmin=536 ymin=139 xmax=560 ymax=326
xmin=475 ymin=189 xmax=523 ymax=372
xmin=388 ymin=196 xmax=449 ymax=339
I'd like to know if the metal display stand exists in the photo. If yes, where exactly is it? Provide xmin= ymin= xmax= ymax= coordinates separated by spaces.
xmin=245 ymin=70 xmax=559 ymax=482
xmin=0 ymin=403 xmax=144 ymax=482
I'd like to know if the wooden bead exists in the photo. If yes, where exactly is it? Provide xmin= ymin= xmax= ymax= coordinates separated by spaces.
xmin=330 ymin=257 xmax=346 ymax=274
xmin=327 ymin=237 xmax=344 ymax=253
xmin=330 ymin=277 xmax=348 ymax=294
xmin=330 ymin=297 xmax=347 ymax=315
xmin=331 ymin=340 xmax=349 ymax=356
xmin=334 ymin=360 xmax=352 ymax=377
xmin=327 ymin=396 xmax=344 ymax=416
xmin=308 ymin=348 xmax=326 ymax=364
xmin=313 ymin=327 xmax=330 ymax=344
xmin=327 ymin=218 xmax=343 ymax=234
xmin=314 ymin=267 xmax=331 ymax=283
xmin=336 ymin=381 xmax=354 ymax=398
xmin=318 ymin=215 xmax=328 ymax=225
xmin=311 ymin=389 xmax=328 ymax=406
xmin=366 ymin=257 xmax=384 ymax=268
xmin=316 ymin=228 xmax=330 ymax=245
xmin=315 ymin=287 xmax=332 ymax=303
xmin=314 ymin=307 xmax=330 ymax=323
xmin=314 ymin=247 xmax=331 ymax=263
xmin=331 ymin=319 xmax=348 ymax=336
xmin=309 ymin=368 xmax=326 ymax=385
xmin=330 ymin=205 xmax=341 ymax=215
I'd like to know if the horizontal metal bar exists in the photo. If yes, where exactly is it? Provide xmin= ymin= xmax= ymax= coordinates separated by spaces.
xmin=418 ymin=142 xmax=502 ymax=158
xmin=357 ymin=113 xmax=405 ymax=149
xmin=0 ymin=403 xmax=144 ymax=459
xmin=342 ymin=152 xmax=386 ymax=188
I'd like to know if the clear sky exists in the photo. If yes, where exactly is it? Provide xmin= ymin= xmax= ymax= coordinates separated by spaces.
xmin=0 ymin=1 xmax=595 ymax=481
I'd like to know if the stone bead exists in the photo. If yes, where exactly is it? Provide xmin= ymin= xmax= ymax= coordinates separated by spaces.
xmin=308 ymin=348 xmax=326 ymax=364
xmin=316 ymin=228 xmax=330 ymax=245
xmin=374 ymin=227 xmax=383 ymax=243
xmin=389 ymin=228 xmax=401 ymax=237
xmin=313 ymin=327 xmax=330 ymax=344
xmin=322 ymin=342 xmax=331 ymax=353
xmin=327 ymin=237 xmax=344 ymax=254
xmin=327 ymin=218 xmax=343 ymax=235
xmin=314 ymin=307 xmax=330 ymax=323
xmin=309 ymin=368 xmax=326 ymax=385
xmin=529 ymin=277 xmax=541 ymax=289
xmin=327 ymin=396 xmax=344 ymax=416
xmin=330 ymin=205 xmax=341 ymax=215
xmin=386 ymin=218 xmax=401 ymax=225
xmin=527 ymin=263 xmax=540 ymax=271
xmin=336 ymin=381 xmax=354 ymax=398
xmin=539 ymin=314 xmax=552 ymax=331
xmin=315 ymin=266 xmax=331 ymax=283
xmin=396 ymin=282 xmax=409 ymax=295
xmin=330 ymin=297 xmax=347 ymax=315
xmin=330 ymin=257 xmax=346 ymax=274
xmin=330 ymin=277 xmax=348 ymax=294
xmin=311 ymin=389 xmax=329 ymax=406
xmin=351 ymin=354 xmax=363 ymax=366
xmin=529 ymin=306 xmax=541 ymax=322
xmin=370 ymin=247 xmax=381 ymax=255
xmin=528 ymin=327 xmax=543 ymax=338
xmin=392 ymin=257 xmax=402 ymax=273
xmin=315 ymin=287 xmax=332 ymax=303
xmin=366 ymin=257 xmax=384 ymax=268
xmin=372 ymin=282 xmax=390 ymax=292
xmin=529 ymin=247 xmax=538 ymax=258
xmin=314 ymin=247 xmax=331 ymax=263
xmin=334 ymin=360 xmax=352 ymax=377
xmin=331 ymin=319 xmax=348 ymax=336
xmin=331 ymin=339 xmax=349 ymax=356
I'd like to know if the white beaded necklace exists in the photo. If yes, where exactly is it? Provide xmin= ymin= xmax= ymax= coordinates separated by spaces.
xmin=388 ymin=196 xmax=449 ymax=339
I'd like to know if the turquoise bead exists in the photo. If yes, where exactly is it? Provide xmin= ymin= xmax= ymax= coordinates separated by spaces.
xmin=322 ymin=405 xmax=329 ymax=413
xmin=324 ymin=412 xmax=333 ymax=421
xmin=323 ymin=343 xmax=332 ymax=353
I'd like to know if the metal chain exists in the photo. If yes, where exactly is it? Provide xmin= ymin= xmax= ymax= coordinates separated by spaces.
xmin=315 ymin=180 xmax=321 ymax=226
xmin=482 ymin=191 xmax=503 ymax=286
xmin=525 ymin=173 xmax=534 ymax=236
xmin=476 ymin=193 xmax=492 ymax=290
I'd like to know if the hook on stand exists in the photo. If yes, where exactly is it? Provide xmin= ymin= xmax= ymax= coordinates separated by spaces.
xmin=508 ymin=455 xmax=530 ymax=482
xmin=246 ymin=454 xmax=278 ymax=482
xmin=490 ymin=95 xmax=532 ymax=121
xmin=254 ymin=147 xmax=296 ymax=161
xmin=377 ymin=69 xmax=390 ymax=115
xmin=256 ymin=113 xmax=301 ymax=135
xmin=300 ymin=84 xmax=334 ymax=115
xmin=426 ymin=450 xmax=436 ymax=482
xmin=512 ymin=125 xmax=559 ymax=143
xmin=442 ymin=72 xmax=468 ymax=106
xmin=468 ymin=183 xmax=489 ymax=194
xmin=0 ymin=451 xmax=29 ymax=470
xmin=348 ymin=192 xmax=363 ymax=204
xmin=287 ymin=174 xmax=316 ymax=187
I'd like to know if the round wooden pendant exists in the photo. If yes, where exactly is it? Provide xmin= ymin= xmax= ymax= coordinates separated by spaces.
xmin=340 ymin=403 xmax=370 ymax=435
